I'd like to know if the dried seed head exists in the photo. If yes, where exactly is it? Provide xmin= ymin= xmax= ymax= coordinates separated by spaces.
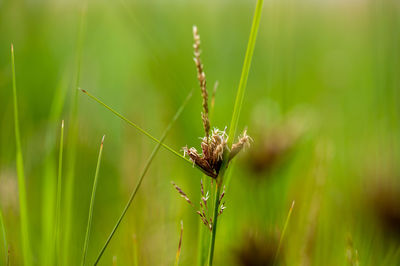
xmin=183 ymin=128 xmax=229 ymax=178
xmin=193 ymin=25 xmax=210 ymax=139
xmin=229 ymin=130 xmax=252 ymax=162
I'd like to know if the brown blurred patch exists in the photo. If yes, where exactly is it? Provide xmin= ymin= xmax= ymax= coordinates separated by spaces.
xmin=233 ymin=230 xmax=280 ymax=266
xmin=246 ymin=108 xmax=312 ymax=176
xmin=368 ymin=179 xmax=400 ymax=236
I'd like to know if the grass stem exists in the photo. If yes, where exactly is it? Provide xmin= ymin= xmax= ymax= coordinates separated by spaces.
xmin=206 ymin=176 xmax=223 ymax=266
xmin=174 ymin=220 xmax=184 ymax=266
xmin=81 ymin=135 xmax=105 ymax=266
xmin=274 ymin=201 xmax=295 ymax=265
xmin=93 ymin=91 xmax=192 ymax=265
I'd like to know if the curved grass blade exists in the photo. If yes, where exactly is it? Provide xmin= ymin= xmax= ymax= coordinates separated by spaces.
xmin=174 ymin=220 xmax=184 ymax=266
xmin=11 ymin=44 xmax=32 ymax=266
xmin=274 ymin=200 xmax=295 ymax=265
xmin=228 ymin=0 xmax=264 ymax=147
xmin=53 ymin=120 xmax=65 ymax=264
xmin=79 ymin=89 xmax=189 ymax=163
xmin=93 ymin=90 xmax=192 ymax=265
xmin=81 ymin=135 xmax=105 ymax=266
xmin=0 ymin=208 xmax=7 ymax=265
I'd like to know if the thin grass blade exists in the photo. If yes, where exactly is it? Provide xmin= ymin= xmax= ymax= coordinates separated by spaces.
xmin=274 ymin=200 xmax=295 ymax=265
xmin=80 ymin=89 xmax=213 ymax=177
xmin=11 ymin=44 xmax=32 ymax=266
xmin=81 ymin=135 xmax=105 ymax=266
xmin=93 ymin=90 xmax=192 ymax=265
xmin=228 ymin=0 xmax=264 ymax=146
xmin=174 ymin=220 xmax=184 ymax=266
xmin=79 ymin=88 xmax=190 ymax=164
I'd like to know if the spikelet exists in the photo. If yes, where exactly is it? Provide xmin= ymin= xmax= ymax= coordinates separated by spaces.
xmin=193 ymin=25 xmax=210 ymax=140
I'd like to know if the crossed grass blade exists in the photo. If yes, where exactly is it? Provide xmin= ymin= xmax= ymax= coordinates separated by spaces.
xmin=274 ymin=201 xmax=295 ymax=265
xmin=93 ymin=90 xmax=192 ymax=265
xmin=81 ymin=135 xmax=105 ymax=266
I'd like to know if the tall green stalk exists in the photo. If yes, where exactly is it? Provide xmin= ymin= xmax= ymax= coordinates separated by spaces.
xmin=93 ymin=91 xmax=192 ymax=265
xmin=11 ymin=44 xmax=32 ymax=266
xmin=207 ymin=1 xmax=264 ymax=265
xmin=81 ymin=135 xmax=105 ymax=266
xmin=206 ymin=161 xmax=227 ymax=266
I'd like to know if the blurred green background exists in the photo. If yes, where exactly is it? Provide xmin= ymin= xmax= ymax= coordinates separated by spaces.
xmin=0 ymin=0 xmax=400 ymax=265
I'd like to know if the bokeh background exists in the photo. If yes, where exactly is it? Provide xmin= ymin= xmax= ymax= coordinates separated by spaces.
xmin=0 ymin=0 xmax=400 ymax=265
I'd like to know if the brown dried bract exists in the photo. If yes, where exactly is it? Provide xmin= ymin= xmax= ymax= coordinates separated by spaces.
xmin=183 ymin=128 xmax=228 ymax=178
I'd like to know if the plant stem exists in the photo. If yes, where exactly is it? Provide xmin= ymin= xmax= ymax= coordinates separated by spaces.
xmin=274 ymin=201 xmax=295 ymax=265
xmin=207 ymin=158 xmax=228 ymax=266
xmin=174 ymin=220 xmax=184 ymax=266
xmin=228 ymin=0 xmax=264 ymax=146
xmin=81 ymin=135 xmax=105 ymax=266
xmin=93 ymin=91 xmax=192 ymax=265
xmin=11 ymin=44 xmax=32 ymax=266
xmin=197 ymin=175 xmax=210 ymax=266
xmin=207 ymin=181 xmax=222 ymax=266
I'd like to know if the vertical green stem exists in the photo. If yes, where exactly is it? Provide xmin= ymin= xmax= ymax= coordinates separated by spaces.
xmin=11 ymin=44 xmax=32 ymax=266
xmin=81 ymin=135 xmax=105 ymax=266
xmin=207 ymin=181 xmax=222 ymax=266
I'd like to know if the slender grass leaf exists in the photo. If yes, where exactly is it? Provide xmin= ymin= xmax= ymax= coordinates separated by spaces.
xmin=93 ymin=90 xmax=192 ymax=265
xmin=81 ymin=135 xmax=105 ymax=266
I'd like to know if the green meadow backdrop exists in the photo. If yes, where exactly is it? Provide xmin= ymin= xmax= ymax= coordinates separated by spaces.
xmin=0 ymin=0 xmax=399 ymax=265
